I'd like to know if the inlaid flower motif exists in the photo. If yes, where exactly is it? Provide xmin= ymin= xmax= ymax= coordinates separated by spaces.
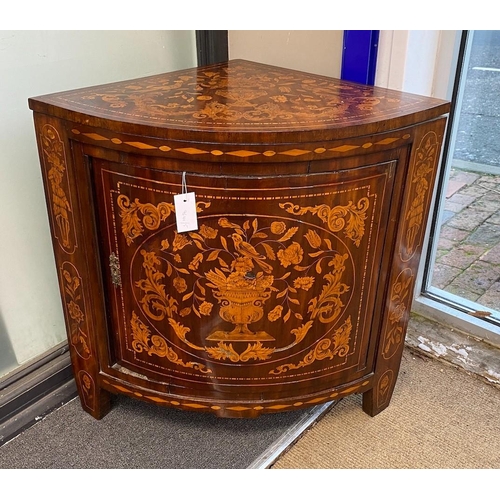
xmin=271 ymin=95 xmax=288 ymax=103
xmin=393 ymin=275 xmax=412 ymax=297
xmin=140 ymin=249 xmax=160 ymax=269
xmin=379 ymin=374 xmax=390 ymax=395
xmin=305 ymin=229 xmax=322 ymax=249
xmin=188 ymin=253 xmax=203 ymax=270
xmin=161 ymin=239 xmax=170 ymax=251
xmin=174 ymin=254 xmax=182 ymax=263
xmin=270 ymin=221 xmax=286 ymax=234
xmin=68 ymin=301 xmax=84 ymax=323
xmin=357 ymin=97 xmax=381 ymax=110
xmin=42 ymin=127 xmax=64 ymax=161
xmin=277 ymin=242 xmax=304 ymax=268
xmin=173 ymin=232 xmax=191 ymax=252
xmin=82 ymin=374 xmax=91 ymax=390
xmin=199 ymin=302 xmax=213 ymax=316
xmin=268 ymin=305 xmax=283 ymax=322
xmin=180 ymin=307 xmax=191 ymax=317
xmin=389 ymin=303 xmax=407 ymax=324
xmin=173 ymin=277 xmax=188 ymax=293
xmin=63 ymin=270 xmax=76 ymax=285
xmin=293 ymin=276 xmax=315 ymax=291
xmin=63 ymin=270 xmax=80 ymax=292
xmin=328 ymin=252 xmax=347 ymax=269
xmin=199 ymin=224 xmax=218 ymax=239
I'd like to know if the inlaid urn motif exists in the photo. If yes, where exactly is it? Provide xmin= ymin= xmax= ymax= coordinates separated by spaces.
xmin=205 ymin=266 xmax=276 ymax=341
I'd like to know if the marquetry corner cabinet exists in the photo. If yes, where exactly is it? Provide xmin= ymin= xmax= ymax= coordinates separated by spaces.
xmin=29 ymin=59 xmax=450 ymax=420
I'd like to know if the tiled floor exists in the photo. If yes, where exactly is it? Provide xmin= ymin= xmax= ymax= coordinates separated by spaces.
xmin=432 ymin=167 xmax=500 ymax=310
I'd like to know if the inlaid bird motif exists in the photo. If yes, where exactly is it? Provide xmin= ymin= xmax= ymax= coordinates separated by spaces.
xmin=230 ymin=233 xmax=273 ymax=274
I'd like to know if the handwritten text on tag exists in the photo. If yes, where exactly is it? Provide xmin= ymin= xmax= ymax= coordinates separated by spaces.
xmin=174 ymin=191 xmax=198 ymax=233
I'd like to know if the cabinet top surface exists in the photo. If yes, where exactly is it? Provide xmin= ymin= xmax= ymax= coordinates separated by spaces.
xmin=29 ymin=59 xmax=449 ymax=142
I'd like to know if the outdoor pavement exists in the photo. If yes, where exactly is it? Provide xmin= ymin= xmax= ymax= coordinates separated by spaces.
xmin=432 ymin=167 xmax=500 ymax=309
xmin=430 ymin=31 xmax=500 ymax=314
xmin=454 ymin=30 xmax=500 ymax=167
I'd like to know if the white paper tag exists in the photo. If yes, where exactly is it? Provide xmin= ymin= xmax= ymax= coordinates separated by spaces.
xmin=174 ymin=191 xmax=198 ymax=233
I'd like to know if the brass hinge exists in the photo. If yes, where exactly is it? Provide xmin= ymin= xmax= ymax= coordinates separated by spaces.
xmin=109 ymin=252 xmax=122 ymax=287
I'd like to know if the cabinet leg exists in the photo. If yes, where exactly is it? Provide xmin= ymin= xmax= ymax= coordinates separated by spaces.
xmin=75 ymin=370 xmax=111 ymax=420
xmin=362 ymin=368 xmax=398 ymax=417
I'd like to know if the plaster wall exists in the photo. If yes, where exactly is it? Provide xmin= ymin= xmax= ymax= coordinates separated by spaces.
xmin=0 ymin=30 xmax=196 ymax=377
xmin=228 ymin=30 xmax=343 ymax=78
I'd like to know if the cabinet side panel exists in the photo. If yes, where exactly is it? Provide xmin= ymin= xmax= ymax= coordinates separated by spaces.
xmin=363 ymin=117 xmax=448 ymax=416
xmin=32 ymin=113 xmax=111 ymax=419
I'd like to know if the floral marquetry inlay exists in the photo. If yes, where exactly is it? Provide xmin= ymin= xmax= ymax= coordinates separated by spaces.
xmin=130 ymin=311 xmax=211 ymax=373
xmin=117 ymin=194 xmax=211 ymax=245
xmin=131 ymin=212 xmax=355 ymax=366
xmin=40 ymin=124 xmax=75 ymax=253
xmin=382 ymin=268 xmax=414 ymax=360
xmin=42 ymin=60 xmax=446 ymax=135
xmin=401 ymin=131 xmax=439 ymax=262
xmin=60 ymin=262 xmax=91 ymax=360
xmin=376 ymin=370 xmax=394 ymax=409
xmin=79 ymin=371 xmax=95 ymax=412
xmin=270 ymin=316 xmax=352 ymax=374
xmin=280 ymin=198 xmax=370 ymax=247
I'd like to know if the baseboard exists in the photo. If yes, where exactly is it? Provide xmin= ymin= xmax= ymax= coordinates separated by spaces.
xmin=406 ymin=312 xmax=500 ymax=387
xmin=0 ymin=349 xmax=77 ymax=446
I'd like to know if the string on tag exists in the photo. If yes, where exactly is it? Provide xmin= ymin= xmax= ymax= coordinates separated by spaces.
xmin=174 ymin=172 xmax=198 ymax=233
xmin=181 ymin=171 xmax=188 ymax=201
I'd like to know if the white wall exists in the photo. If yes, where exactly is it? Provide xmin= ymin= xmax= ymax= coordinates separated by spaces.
xmin=0 ymin=30 xmax=196 ymax=376
xmin=228 ymin=30 xmax=343 ymax=78
xmin=375 ymin=30 xmax=460 ymax=99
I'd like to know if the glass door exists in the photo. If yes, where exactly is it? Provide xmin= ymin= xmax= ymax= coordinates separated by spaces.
xmin=419 ymin=30 xmax=500 ymax=342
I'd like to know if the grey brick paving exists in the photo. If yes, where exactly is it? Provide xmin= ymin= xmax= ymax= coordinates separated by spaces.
xmin=432 ymin=169 xmax=500 ymax=310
